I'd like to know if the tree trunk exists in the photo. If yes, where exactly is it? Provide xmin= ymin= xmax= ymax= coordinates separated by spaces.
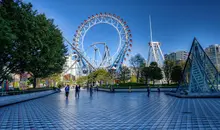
xmin=167 ymin=80 xmax=170 ymax=85
xmin=136 ymin=72 xmax=139 ymax=83
xmin=33 ymin=77 xmax=37 ymax=88
xmin=145 ymin=78 xmax=148 ymax=85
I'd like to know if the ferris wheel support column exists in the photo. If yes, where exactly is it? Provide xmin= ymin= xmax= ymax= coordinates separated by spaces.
xmin=64 ymin=37 xmax=95 ymax=70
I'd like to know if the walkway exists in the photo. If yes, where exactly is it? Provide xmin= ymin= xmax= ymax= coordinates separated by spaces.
xmin=0 ymin=90 xmax=220 ymax=129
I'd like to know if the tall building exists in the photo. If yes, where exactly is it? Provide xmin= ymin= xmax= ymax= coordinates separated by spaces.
xmin=205 ymin=44 xmax=220 ymax=71
xmin=165 ymin=51 xmax=188 ymax=61
xmin=63 ymin=54 xmax=77 ymax=80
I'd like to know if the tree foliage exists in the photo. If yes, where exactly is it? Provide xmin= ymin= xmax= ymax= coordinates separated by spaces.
xmin=177 ymin=60 xmax=186 ymax=70
xmin=76 ymin=76 xmax=88 ymax=86
xmin=25 ymin=13 xmax=67 ymax=88
xmin=163 ymin=60 xmax=175 ymax=85
xmin=148 ymin=62 xmax=163 ymax=86
xmin=141 ymin=66 xmax=150 ymax=85
xmin=0 ymin=0 xmax=24 ymax=83
xmin=88 ymin=69 xmax=112 ymax=85
xmin=130 ymin=75 xmax=137 ymax=83
xmin=0 ymin=0 xmax=67 ymax=87
xmin=118 ymin=66 xmax=131 ymax=83
xmin=171 ymin=65 xmax=182 ymax=83
xmin=129 ymin=54 xmax=145 ymax=83
xmin=49 ymin=73 xmax=62 ymax=84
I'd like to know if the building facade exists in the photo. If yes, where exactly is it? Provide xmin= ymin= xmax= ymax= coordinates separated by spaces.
xmin=165 ymin=51 xmax=188 ymax=61
xmin=63 ymin=54 xmax=77 ymax=80
xmin=205 ymin=44 xmax=220 ymax=71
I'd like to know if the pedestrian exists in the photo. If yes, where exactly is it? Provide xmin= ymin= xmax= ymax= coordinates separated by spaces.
xmin=96 ymin=85 xmax=98 ymax=91
xmin=147 ymin=86 xmax=150 ymax=97
xmin=65 ymin=85 xmax=70 ymax=99
xmin=75 ymin=85 xmax=79 ymax=98
xmin=90 ymin=85 xmax=93 ymax=96
xmin=147 ymin=87 xmax=150 ymax=93
xmin=157 ymin=86 xmax=160 ymax=93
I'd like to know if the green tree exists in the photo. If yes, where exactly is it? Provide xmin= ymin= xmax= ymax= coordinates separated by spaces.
xmin=177 ymin=60 xmax=186 ymax=70
xmin=119 ymin=66 xmax=131 ymax=83
xmin=76 ymin=76 xmax=88 ymax=86
xmin=26 ymin=14 xmax=67 ymax=88
xmin=163 ymin=60 xmax=175 ymax=85
xmin=171 ymin=65 xmax=182 ymax=83
xmin=0 ymin=0 xmax=67 ymax=87
xmin=88 ymin=69 xmax=112 ymax=86
xmin=149 ymin=62 xmax=163 ymax=86
xmin=88 ymin=71 xmax=96 ymax=84
xmin=0 ymin=0 xmax=25 ymax=84
xmin=129 ymin=54 xmax=145 ymax=83
xmin=49 ymin=73 xmax=62 ymax=84
xmin=141 ymin=66 xmax=150 ymax=85
xmin=0 ymin=0 xmax=43 ymax=82
xmin=130 ymin=75 xmax=137 ymax=83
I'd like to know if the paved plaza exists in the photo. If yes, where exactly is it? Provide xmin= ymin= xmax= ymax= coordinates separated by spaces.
xmin=1 ymin=90 xmax=220 ymax=129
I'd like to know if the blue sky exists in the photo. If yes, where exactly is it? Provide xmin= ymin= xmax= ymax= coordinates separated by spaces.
xmin=24 ymin=0 xmax=220 ymax=61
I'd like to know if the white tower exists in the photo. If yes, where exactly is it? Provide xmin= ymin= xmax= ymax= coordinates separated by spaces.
xmin=147 ymin=15 xmax=165 ymax=68
xmin=147 ymin=16 xmax=166 ymax=84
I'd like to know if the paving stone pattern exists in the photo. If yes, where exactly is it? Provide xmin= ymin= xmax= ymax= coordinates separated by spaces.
xmin=0 ymin=90 xmax=220 ymax=129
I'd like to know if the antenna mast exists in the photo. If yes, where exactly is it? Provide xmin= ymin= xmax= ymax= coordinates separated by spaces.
xmin=149 ymin=15 xmax=153 ymax=42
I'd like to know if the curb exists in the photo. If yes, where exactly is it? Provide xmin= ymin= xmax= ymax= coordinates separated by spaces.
xmin=165 ymin=92 xmax=220 ymax=98
xmin=0 ymin=90 xmax=58 ymax=107
xmin=98 ymin=88 xmax=175 ymax=93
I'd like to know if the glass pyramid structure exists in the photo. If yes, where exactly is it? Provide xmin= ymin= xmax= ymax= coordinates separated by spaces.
xmin=176 ymin=38 xmax=220 ymax=95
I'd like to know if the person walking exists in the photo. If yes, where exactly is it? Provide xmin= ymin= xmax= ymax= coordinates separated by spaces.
xmin=96 ymin=85 xmax=98 ymax=91
xmin=65 ymin=85 xmax=70 ymax=99
xmin=157 ymin=86 xmax=161 ymax=93
xmin=147 ymin=85 xmax=150 ymax=97
xmin=75 ymin=85 xmax=79 ymax=98
xmin=90 ymin=85 xmax=93 ymax=97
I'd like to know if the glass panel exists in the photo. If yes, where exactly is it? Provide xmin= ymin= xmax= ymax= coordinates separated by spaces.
xmin=177 ymin=38 xmax=219 ymax=94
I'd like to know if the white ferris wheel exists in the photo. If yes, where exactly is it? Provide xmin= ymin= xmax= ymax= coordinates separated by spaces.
xmin=65 ymin=13 xmax=133 ymax=76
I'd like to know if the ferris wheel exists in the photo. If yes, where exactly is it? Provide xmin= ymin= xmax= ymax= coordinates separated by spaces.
xmin=70 ymin=13 xmax=133 ymax=75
